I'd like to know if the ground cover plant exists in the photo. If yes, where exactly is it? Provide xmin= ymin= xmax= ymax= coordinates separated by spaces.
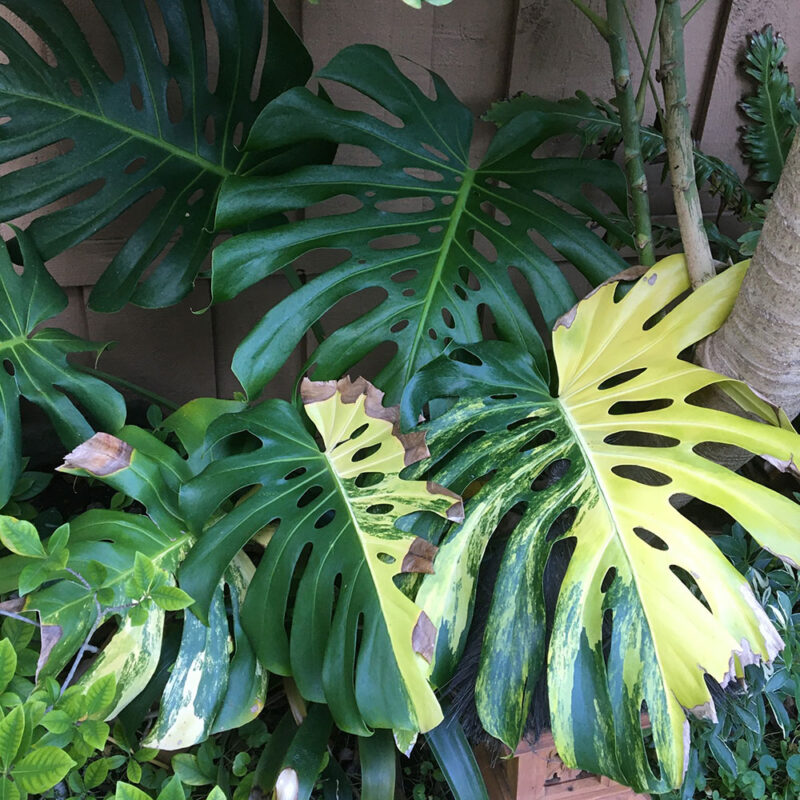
xmin=0 ymin=1 xmax=799 ymax=799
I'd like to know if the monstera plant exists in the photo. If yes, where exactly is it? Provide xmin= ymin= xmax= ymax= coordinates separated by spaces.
xmin=0 ymin=1 xmax=798 ymax=798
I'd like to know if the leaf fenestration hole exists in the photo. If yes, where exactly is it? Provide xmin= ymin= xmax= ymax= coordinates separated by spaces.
xmin=124 ymin=157 xmax=147 ymax=175
xmin=402 ymin=288 xmax=416 ymax=297
xmin=201 ymin=0 xmax=220 ymax=94
xmin=546 ymin=506 xmax=577 ymax=542
xmin=421 ymin=142 xmax=450 ymax=162
xmin=354 ymin=471 xmax=384 ymax=488
xmin=454 ymin=284 xmax=468 ymax=300
xmin=403 ymin=166 xmax=443 ymax=182
xmin=391 ymin=269 xmax=418 ymax=283
xmin=370 ymin=233 xmax=420 ymax=251
xmin=143 ymin=0 xmax=170 ymax=65
xmin=352 ymin=443 xmax=381 ymax=463
xmin=68 ymin=78 xmax=83 ymax=97
xmin=233 ymin=121 xmax=244 ymax=148
xmin=612 ymin=464 xmax=672 ymax=486
xmin=472 ymin=230 xmax=498 ymax=263
xmin=491 ymin=393 xmax=517 ymax=400
xmin=608 ymin=398 xmax=673 ymax=416
xmin=478 ymin=200 xmax=511 ymax=226
xmin=428 ymin=328 xmax=438 ymax=340
xmin=348 ymin=423 xmax=369 ymax=441
xmin=390 ymin=319 xmax=409 ymax=333
xmin=3 ymin=359 xmax=14 ymax=376
xmin=314 ymin=510 xmax=336 ymax=529
xmin=604 ymin=431 xmax=680 ymax=448
xmin=130 ymin=84 xmax=144 ymax=110
xmin=428 ymin=225 xmax=443 ymax=234
xmin=441 ymin=308 xmax=455 ymax=329
xmin=166 ymin=77 xmax=183 ymax=124
xmin=507 ymin=416 xmax=539 ymax=432
xmin=597 ymin=368 xmax=647 ymax=391
xmin=187 ymin=189 xmax=205 ymax=207
xmin=204 ymin=115 xmax=216 ymax=145
xmin=602 ymin=608 xmax=613 ymax=668
xmin=531 ymin=458 xmax=570 ymax=491
xmin=520 ymin=429 xmax=556 ymax=453
xmin=377 ymin=552 xmax=396 ymax=564
xmin=633 ymin=527 xmax=669 ymax=551
xmin=366 ymin=504 xmax=393 ymax=515
xmin=670 ymin=565 xmax=712 ymax=613
xmin=601 ymin=567 xmax=616 ymax=593
xmin=441 ymin=195 xmax=455 ymax=205
xmin=447 ymin=348 xmax=482 ymax=366
xmin=297 ymin=485 xmax=323 ymax=508
xmin=284 ymin=467 xmax=307 ymax=481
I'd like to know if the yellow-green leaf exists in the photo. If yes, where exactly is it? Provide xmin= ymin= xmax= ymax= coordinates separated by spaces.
xmin=84 ymin=674 xmax=117 ymax=719
xmin=0 ymin=641 xmax=16 ymax=695
xmin=0 ymin=518 xmax=45 ymax=559
xmin=406 ymin=255 xmax=800 ymax=792
xmin=11 ymin=746 xmax=75 ymax=793
xmin=0 ymin=706 xmax=24 ymax=768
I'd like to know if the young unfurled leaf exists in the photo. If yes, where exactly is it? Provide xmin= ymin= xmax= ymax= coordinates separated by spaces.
xmin=131 ymin=554 xmax=157 ymax=597
xmin=404 ymin=255 xmax=800 ymax=792
xmin=11 ymin=746 xmax=76 ymax=793
xmin=0 ymin=518 xmax=45 ymax=559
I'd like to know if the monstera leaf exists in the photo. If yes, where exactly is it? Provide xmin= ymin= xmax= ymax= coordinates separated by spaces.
xmin=0 ymin=230 xmax=125 ymax=507
xmin=179 ymin=377 xmax=463 ymax=735
xmin=401 ymin=255 xmax=800 ymax=793
xmin=0 ymin=0 xmax=313 ymax=310
xmin=213 ymin=44 xmax=630 ymax=402
xmin=21 ymin=411 xmax=267 ymax=749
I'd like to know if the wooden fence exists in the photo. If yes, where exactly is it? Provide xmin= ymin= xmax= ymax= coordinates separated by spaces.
xmin=17 ymin=0 xmax=800 ymax=406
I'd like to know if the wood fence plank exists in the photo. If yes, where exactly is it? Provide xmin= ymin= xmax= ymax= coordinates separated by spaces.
xmin=699 ymin=0 xmax=800 ymax=181
xmin=82 ymin=281 xmax=217 ymax=406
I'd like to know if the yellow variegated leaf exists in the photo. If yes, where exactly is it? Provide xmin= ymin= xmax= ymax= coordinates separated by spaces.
xmin=404 ymin=255 xmax=800 ymax=792
xmin=180 ymin=378 xmax=463 ymax=736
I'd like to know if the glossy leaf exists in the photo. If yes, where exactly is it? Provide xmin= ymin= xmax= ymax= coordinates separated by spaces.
xmin=0 ymin=706 xmax=24 ymax=769
xmin=180 ymin=377 xmax=462 ymax=735
xmin=403 ymin=255 xmax=800 ymax=792
xmin=0 ymin=232 xmax=125 ymax=506
xmin=0 ymin=640 xmax=16 ymax=695
xmin=0 ymin=0 xmax=314 ymax=310
xmin=426 ymin=716 xmax=489 ymax=800
xmin=214 ymin=44 xmax=629 ymax=402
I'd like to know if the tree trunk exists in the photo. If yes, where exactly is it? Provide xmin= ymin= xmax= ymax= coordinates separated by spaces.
xmin=700 ymin=130 xmax=800 ymax=420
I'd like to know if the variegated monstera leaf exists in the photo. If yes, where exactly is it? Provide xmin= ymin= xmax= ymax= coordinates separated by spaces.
xmin=179 ymin=378 xmax=463 ymax=737
xmin=401 ymin=255 xmax=800 ymax=793
xmin=23 ymin=400 xmax=267 ymax=752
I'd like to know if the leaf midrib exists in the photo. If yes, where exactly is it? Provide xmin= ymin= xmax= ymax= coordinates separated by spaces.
xmin=0 ymin=88 xmax=230 ymax=178
xmin=402 ymin=168 xmax=476 ymax=386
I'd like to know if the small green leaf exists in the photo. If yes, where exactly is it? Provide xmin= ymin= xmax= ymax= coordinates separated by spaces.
xmin=46 ymin=526 xmax=70 ymax=557
xmin=134 ymin=748 xmax=159 ymax=763
xmin=708 ymin=735 xmax=738 ymax=778
xmin=741 ymin=770 xmax=766 ymax=799
xmin=114 ymin=781 xmax=152 ymax=800
xmin=97 ymin=587 xmax=116 ymax=606
xmin=0 ymin=517 xmax=46 ymax=558
xmin=155 ymin=776 xmax=185 ymax=800
xmin=0 ymin=641 xmax=17 ymax=695
xmin=79 ymin=719 xmax=110 ymax=751
xmin=232 ymin=752 xmax=250 ymax=777
xmin=132 ymin=554 xmax=156 ymax=596
xmin=11 ymin=746 xmax=76 ymax=793
xmin=0 ymin=706 xmax=24 ymax=768
xmin=128 ymin=604 xmax=150 ymax=627
xmin=787 ymin=753 xmax=800 ymax=783
xmin=17 ymin=562 xmax=51 ymax=596
xmin=0 ymin=776 xmax=19 ymax=800
xmin=41 ymin=710 xmax=74 ymax=735
xmin=84 ymin=758 xmax=110 ymax=790
xmin=205 ymin=788 xmax=226 ymax=800
xmin=85 ymin=674 xmax=117 ymax=719
xmin=107 ymin=755 xmax=127 ymax=770
xmin=171 ymin=754 xmax=213 ymax=786
xmin=150 ymin=585 xmax=193 ymax=612
xmin=759 ymin=754 xmax=778 ymax=773
xmin=83 ymin=561 xmax=108 ymax=588
xmin=126 ymin=759 xmax=142 ymax=784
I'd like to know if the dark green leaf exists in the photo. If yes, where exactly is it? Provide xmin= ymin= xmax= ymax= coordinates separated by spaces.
xmin=425 ymin=716 xmax=489 ymax=800
xmin=214 ymin=45 xmax=629 ymax=402
xmin=358 ymin=730 xmax=396 ymax=800
xmin=0 ymin=0 xmax=314 ymax=310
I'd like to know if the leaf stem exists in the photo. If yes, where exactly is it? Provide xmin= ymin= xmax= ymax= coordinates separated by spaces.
xmin=607 ymin=0 xmax=656 ymax=265
xmin=682 ymin=0 xmax=710 ymax=25
xmin=627 ymin=0 xmax=666 ymax=121
xmin=75 ymin=365 xmax=180 ymax=412
xmin=658 ymin=0 xmax=714 ymax=286
xmin=0 ymin=609 xmax=38 ymax=627
xmin=568 ymin=0 xmax=609 ymax=38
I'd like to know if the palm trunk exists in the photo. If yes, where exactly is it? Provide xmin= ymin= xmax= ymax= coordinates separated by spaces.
xmin=700 ymin=131 xmax=800 ymax=419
